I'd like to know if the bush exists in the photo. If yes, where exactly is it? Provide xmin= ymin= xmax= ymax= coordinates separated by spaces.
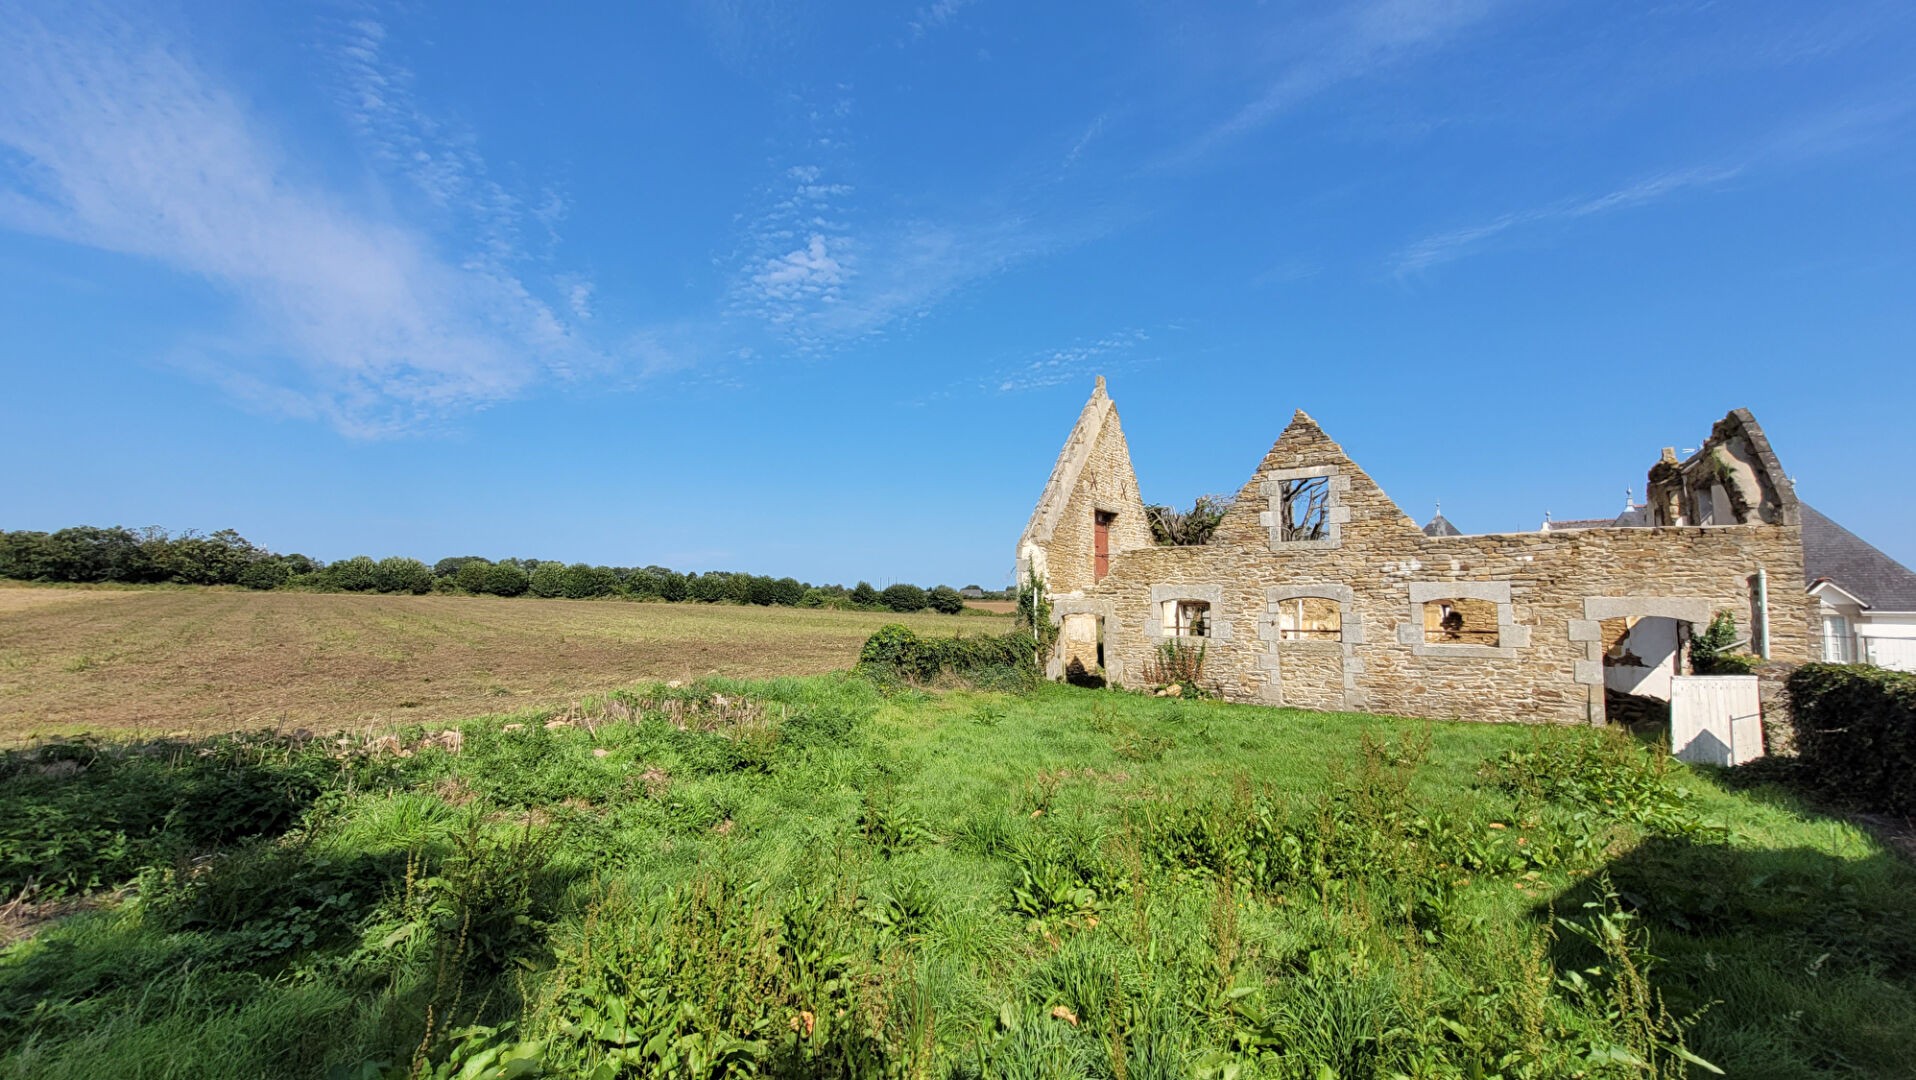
xmin=451 ymin=558 xmax=495 ymax=593
xmin=849 ymin=581 xmax=879 ymax=608
xmin=323 ymin=555 xmax=378 ymax=592
xmin=880 ymin=583 xmax=928 ymax=612
xmin=1786 ymin=663 xmax=1916 ymax=815
xmin=927 ymin=585 xmax=966 ymax=615
xmin=1691 ymin=610 xmax=1758 ymax=675
xmin=372 ymin=556 xmax=434 ymax=595
xmin=560 ymin=562 xmax=617 ymax=599
xmin=528 ymin=561 xmax=568 ymax=599
xmin=856 ymin=624 xmax=1035 ymax=688
xmin=237 ymin=559 xmax=291 ymax=591
xmin=772 ymin=576 xmax=806 ymax=606
xmin=480 ymin=562 xmax=530 ymax=597
xmin=433 ymin=555 xmax=487 ymax=579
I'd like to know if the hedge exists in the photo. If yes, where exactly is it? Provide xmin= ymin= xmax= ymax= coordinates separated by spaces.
xmin=1785 ymin=662 xmax=1916 ymax=816
xmin=857 ymin=624 xmax=1036 ymax=689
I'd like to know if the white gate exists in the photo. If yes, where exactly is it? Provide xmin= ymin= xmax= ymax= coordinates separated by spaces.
xmin=1669 ymin=675 xmax=1763 ymax=766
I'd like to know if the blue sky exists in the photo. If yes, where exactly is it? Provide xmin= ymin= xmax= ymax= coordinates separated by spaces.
xmin=3 ymin=0 xmax=1913 ymax=586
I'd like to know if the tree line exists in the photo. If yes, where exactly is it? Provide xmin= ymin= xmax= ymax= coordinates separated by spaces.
xmin=0 ymin=525 xmax=996 ymax=614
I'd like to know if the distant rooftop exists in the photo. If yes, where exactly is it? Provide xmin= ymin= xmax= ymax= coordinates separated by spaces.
xmin=1541 ymin=504 xmax=1653 ymax=532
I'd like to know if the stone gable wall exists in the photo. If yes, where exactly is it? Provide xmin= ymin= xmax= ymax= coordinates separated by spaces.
xmin=1032 ymin=398 xmax=1152 ymax=596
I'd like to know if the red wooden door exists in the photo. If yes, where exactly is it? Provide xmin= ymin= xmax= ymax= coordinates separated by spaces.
xmin=1094 ymin=512 xmax=1113 ymax=581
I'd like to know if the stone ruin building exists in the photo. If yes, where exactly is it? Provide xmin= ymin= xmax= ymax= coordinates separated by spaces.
xmin=1015 ymin=378 xmax=1814 ymax=724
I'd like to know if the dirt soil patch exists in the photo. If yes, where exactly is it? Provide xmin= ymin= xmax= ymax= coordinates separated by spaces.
xmin=0 ymin=585 xmax=1009 ymax=741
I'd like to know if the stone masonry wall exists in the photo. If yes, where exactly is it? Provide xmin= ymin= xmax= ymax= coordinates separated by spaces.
xmin=1032 ymin=406 xmax=1813 ymax=725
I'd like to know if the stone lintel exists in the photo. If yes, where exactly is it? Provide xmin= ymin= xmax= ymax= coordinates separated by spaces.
xmin=1409 ymin=580 xmax=1513 ymax=604
xmin=1583 ymin=596 xmax=1716 ymax=625
xmin=1267 ymin=584 xmax=1355 ymax=605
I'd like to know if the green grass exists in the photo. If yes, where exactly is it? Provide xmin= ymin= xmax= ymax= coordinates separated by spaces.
xmin=2 ymin=678 xmax=1911 ymax=1078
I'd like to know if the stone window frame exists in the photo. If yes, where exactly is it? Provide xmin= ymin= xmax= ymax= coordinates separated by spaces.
xmin=1396 ymin=581 xmax=1532 ymax=659
xmin=1258 ymin=465 xmax=1350 ymax=552
xmin=1146 ymin=584 xmax=1233 ymax=642
xmin=1258 ymin=584 xmax=1365 ymax=646
xmin=1256 ymin=584 xmax=1367 ymax=710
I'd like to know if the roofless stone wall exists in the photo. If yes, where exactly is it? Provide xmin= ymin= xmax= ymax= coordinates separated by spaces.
xmin=1018 ymin=387 xmax=1812 ymax=725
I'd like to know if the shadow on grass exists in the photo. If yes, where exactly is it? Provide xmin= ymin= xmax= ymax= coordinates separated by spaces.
xmin=0 ymin=732 xmax=596 ymax=1077
xmin=1541 ymin=833 xmax=1916 ymax=1078
xmin=0 ymin=733 xmax=354 ymax=900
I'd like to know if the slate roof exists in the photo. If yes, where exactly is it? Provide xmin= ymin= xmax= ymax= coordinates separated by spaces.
xmin=1802 ymin=503 xmax=1916 ymax=611
xmin=1422 ymin=513 xmax=1462 ymax=537
xmin=1544 ymin=506 xmax=1654 ymax=531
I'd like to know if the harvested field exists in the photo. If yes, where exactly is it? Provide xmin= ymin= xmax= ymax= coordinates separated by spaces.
xmin=963 ymin=598 xmax=1017 ymax=614
xmin=0 ymin=584 xmax=1009 ymax=740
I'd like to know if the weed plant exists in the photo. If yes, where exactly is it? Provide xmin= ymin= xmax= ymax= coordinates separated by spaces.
xmin=2 ymin=677 xmax=1913 ymax=1078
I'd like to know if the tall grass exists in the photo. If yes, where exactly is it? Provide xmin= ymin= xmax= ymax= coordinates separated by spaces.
xmin=2 ymin=676 xmax=1912 ymax=1077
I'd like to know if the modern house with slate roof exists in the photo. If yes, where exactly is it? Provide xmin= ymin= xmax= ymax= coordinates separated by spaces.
xmin=1802 ymin=504 xmax=1916 ymax=671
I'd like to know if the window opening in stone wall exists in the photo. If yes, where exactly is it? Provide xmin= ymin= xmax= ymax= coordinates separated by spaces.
xmin=1277 ymin=596 xmax=1342 ymax=640
xmin=1423 ymin=597 xmax=1500 ymax=645
xmin=1278 ymin=477 xmax=1330 ymax=542
xmin=1162 ymin=598 xmax=1211 ymax=638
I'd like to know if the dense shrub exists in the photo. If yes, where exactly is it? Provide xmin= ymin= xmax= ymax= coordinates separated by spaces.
xmin=451 ymin=558 xmax=495 ymax=593
xmin=480 ymin=561 xmax=530 ymax=597
xmin=1786 ymin=663 xmax=1916 ymax=815
xmin=559 ymin=562 xmax=618 ymax=599
xmin=880 ymin=583 xmax=928 ymax=612
xmin=322 ymin=555 xmax=378 ymax=592
xmin=238 ymin=559 xmax=292 ymax=591
xmin=156 ymin=530 xmax=262 ymax=585
xmin=372 ymin=556 xmax=434 ymax=595
xmin=856 ymin=624 xmax=1034 ymax=688
xmin=433 ymin=555 xmax=487 ymax=578
xmin=927 ymin=585 xmax=966 ymax=615
xmin=850 ymin=581 xmax=879 ymax=607
xmin=528 ymin=561 xmax=568 ymax=598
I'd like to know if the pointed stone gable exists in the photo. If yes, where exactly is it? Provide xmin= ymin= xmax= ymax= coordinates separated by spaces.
xmin=1018 ymin=378 xmax=1114 ymax=554
xmin=1015 ymin=377 xmax=1151 ymax=594
xmin=1214 ymin=410 xmax=1419 ymax=548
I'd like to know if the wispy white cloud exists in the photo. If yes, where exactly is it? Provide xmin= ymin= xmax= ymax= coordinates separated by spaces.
xmin=1390 ymin=166 xmax=1742 ymax=275
xmin=907 ymin=0 xmax=975 ymax=41
xmin=0 ymin=5 xmax=597 ymax=436
xmin=723 ymin=88 xmax=1108 ymax=354
xmin=992 ymin=329 xmax=1153 ymax=393
xmin=1390 ymin=94 xmax=1916 ymax=276
xmin=731 ymin=192 xmax=1069 ymax=353
xmin=1166 ymin=0 xmax=1499 ymax=168
xmin=1064 ymin=113 xmax=1107 ymax=169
